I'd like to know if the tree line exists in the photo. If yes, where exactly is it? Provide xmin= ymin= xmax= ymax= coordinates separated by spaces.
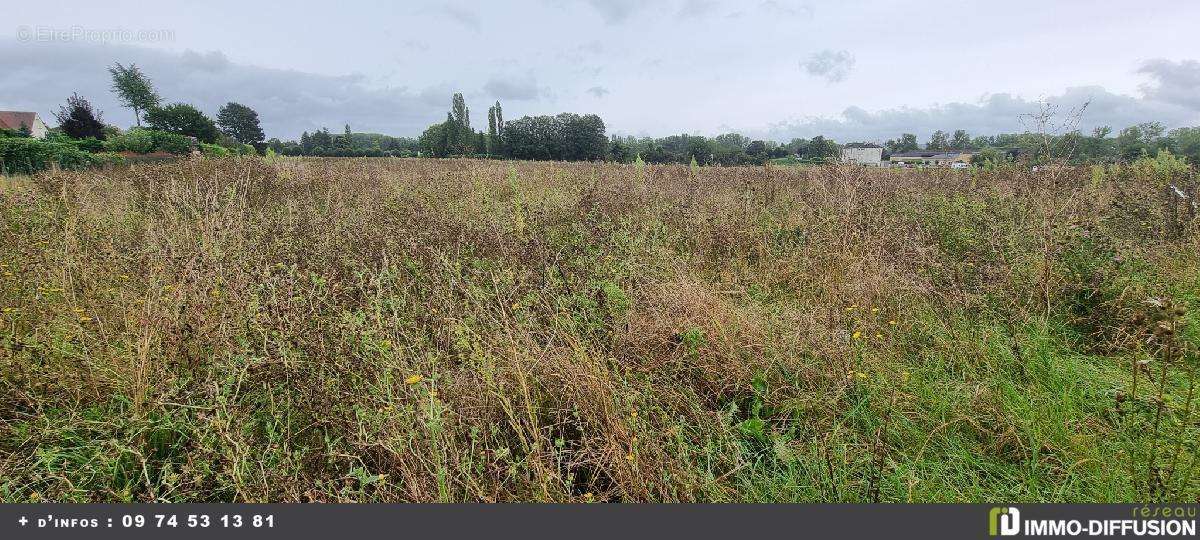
xmin=8 ymin=61 xmax=1199 ymax=169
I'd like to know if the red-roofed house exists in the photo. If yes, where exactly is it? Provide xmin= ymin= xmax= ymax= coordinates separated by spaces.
xmin=0 ymin=111 xmax=50 ymax=138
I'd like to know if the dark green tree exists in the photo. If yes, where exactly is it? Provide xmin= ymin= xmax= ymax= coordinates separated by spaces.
xmin=309 ymin=128 xmax=333 ymax=153
xmin=145 ymin=103 xmax=219 ymax=143
xmin=950 ymin=129 xmax=972 ymax=150
xmin=609 ymin=138 xmax=632 ymax=162
xmin=451 ymin=93 xmax=469 ymax=129
xmin=215 ymin=102 xmax=265 ymax=146
xmin=885 ymin=133 xmax=919 ymax=154
xmin=927 ymin=130 xmax=949 ymax=151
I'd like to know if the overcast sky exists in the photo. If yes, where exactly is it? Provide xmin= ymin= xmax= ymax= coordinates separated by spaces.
xmin=4 ymin=0 xmax=1199 ymax=142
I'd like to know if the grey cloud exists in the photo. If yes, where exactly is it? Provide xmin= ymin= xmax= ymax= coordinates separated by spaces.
xmin=581 ymin=0 xmax=647 ymax=24
xmin=577 ymin=40 xmax=604 ymax=55
xmin=427 ymin=4 xmax=481 ymax=31
xmin=677 ymin=0 xmax=719 ymax=19
xmin=401 ymin=40 xmax=430 ymax=52
xmin=586 ymin=86 xmax=609 ymax=98
xmin=483 ymin=72 xmax=542 ymax=100
xmin=760 ymin=1 xmax=813 ymax=18
xmin=761 ymin=85 xmax=1200 ymax=143
xmin=802 ymin=49 xmax=855 ymax=83
xmin=1138 ymin=58 xmax=1200 ymax=112
xmin=179 ymin=50 xmax=232 ymax=72
xmin=0 ymin=40 xmax=449 ymax=139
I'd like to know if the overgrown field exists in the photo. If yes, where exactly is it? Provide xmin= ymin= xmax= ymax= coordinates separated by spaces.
xmin=1 ymin=157 xmax=1197 ymax=502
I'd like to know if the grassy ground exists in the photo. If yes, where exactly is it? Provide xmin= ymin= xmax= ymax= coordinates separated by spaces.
xmin=0 ymin=157 xmax=1197 ymax=502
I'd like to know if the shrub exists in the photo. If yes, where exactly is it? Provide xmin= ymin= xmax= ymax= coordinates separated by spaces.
xmin=148 ymin=130 xmax=194 ymax=154
xmin=104 ymin=129 xmax=155 ymax=154
xmin=0 ymin=137 xmax=98 ymax=175
xmin=73 ymin=137 xmax=106 ymax=153
xmin=200 ymin=143 xmax=230 ymax=157
xmin=103 ymin=128 xmax=193 ymax=155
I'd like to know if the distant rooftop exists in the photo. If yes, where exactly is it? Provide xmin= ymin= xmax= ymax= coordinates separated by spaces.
xmin=0 ymin=111 xmax=40 ymax=131
xmin=891 ymin=149 xmax=973 ymax=158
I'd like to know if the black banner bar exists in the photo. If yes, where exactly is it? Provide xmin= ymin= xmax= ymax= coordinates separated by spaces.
xmin=1 ymin=504 xmax=1196 ymax=540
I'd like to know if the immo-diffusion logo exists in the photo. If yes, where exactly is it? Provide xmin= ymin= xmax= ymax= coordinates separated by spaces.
xmin=990 ymin=507 xmax=1021 ymax=536
xmin=988 ymin=506 xmax=1197 ymax=537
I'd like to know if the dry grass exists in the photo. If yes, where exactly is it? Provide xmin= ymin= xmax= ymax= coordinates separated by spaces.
xmin=0 ymin=156 xmax=1197 ymax=502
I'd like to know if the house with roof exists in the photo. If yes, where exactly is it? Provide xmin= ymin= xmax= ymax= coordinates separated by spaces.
xmin=889 ymin=150 xmax=974 ymax=168
xmin=0 ymin=111 xmax=50 ymax=138
xmin=840 ymin=143 xmax=883 ymax=166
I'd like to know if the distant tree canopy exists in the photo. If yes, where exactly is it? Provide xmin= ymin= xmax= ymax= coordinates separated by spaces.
xmin=108 ymin=63 xmax=160 ymax=128
xmin=504 ymin=113 xmax=607 ymax=161
xmin=55 ymin=93 xmax=107 ymax=140
xmin=146 ymin=103 xmax=219 ymax=143
xmin=252 ymin=87 xmax=1200 ymax=169
xmin=277 ymin=127 xmax=417 ymax=157
xmin=216 ymin=102 xmax=265 ymax=146
xmin=927 ymin=130 xmax=950 ymax=151
xmin=885 ymin=133 xmax=919 ymax=154
xmin=419 ymin=93 xmax=485 ymax=157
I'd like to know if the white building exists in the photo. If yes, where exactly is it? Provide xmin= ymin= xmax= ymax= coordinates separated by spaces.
xmin=0 ymin=111 xmax=50 ymax=138
xmin=840 ymin=143 xmax=883 ymax=166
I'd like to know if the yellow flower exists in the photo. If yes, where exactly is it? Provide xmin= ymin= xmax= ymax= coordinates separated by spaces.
xmin=875 ymin=333 xmax=883 ymax=339
xmin=856 ymin=372 xmax=867 ymax=380
xmin=429 ymin=389 xmax=439 ymax=398
xmin=404 ymin=374 xmax=423 ymax=385
xmin=888 ymin=320 xmax=897 ymax=326
xmin=626 ymin=452 xmax=635 ymax=462
xmin=79 ymin=316 xmax=93 ymax=322
xmin=583 ymin=492 xmax=595 ymax=502
xmin=2 ymin=307 xmax=14 ymax=313
xmin=871 ymin=307 xmax=879 ymax=313
xmin=630 ymin=409 xmax=638 ymax=418
xmin=852 ymin=331 xmax=862 ymax=339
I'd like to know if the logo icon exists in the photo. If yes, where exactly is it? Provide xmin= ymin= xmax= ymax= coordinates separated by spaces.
xmin=990 ymin=507 xmax=1021 ymax=536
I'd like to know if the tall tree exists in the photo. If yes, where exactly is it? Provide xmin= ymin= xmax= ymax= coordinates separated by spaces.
xmin=950 ymin=129 xmax=972 ymax=150
xmin=145 ymin=103 xmax=219 ymax=142
xmin=310 ymin=128 xmax=333 ymax=151
xmin=451 ymin=93 xmax=469 ymax=129
xmin=885 ymin=133 xmax=919 ymax=154
xmin=108 ymin=63 xmax=160 ymax=127
xmin=215 ymin=102 xmax=265 ymax=145
xmin=490 ymin=101 xmax=505 ymax=155
xmin=487 ymin=105 xmax=497 ymax=154
xmin=54 ymin=93 xmax=106 ymax=140
xmin=927 ymin=130 xmax=949 ymax=151
xmin=493 ymin=101 xmax=503 ymax=138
